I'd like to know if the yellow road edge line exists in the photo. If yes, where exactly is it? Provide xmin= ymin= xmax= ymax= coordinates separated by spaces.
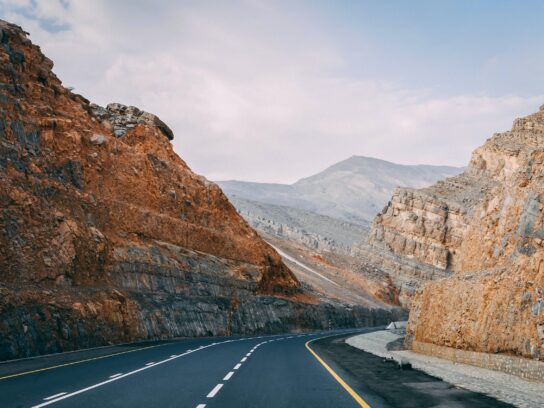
xmin=305 ymin=337 xmax=371 ymax=408
xmin=0 ymin=342 xmax=171 ymax=381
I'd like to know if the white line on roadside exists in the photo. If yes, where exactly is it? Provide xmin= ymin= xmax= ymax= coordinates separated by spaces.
xmin=43 ymin=393 xmax=66 ymax=401
xmin=108 ymin=373 xmax=122 ymax=379
xmin=240 ymin=357 xmax=247 ymax=362
xmin=233 ymin=363 xmax=242 ymax=370
xmin=245 ymin=353 xmax=251 ymax=357
xmin=223 ymin=371 xmax=234 ymax=381
xmin=196 ymin=404 xmax=206 ymax=408
xmin=170 ymin=355 xmax=178 ymax=358
xmin=207 ymin=384 xmax=223 ymax=398
xmin=31 ymin=342 xmax=222 ymax=408
xmin=145 ymin=362 xmax=155 ymax=366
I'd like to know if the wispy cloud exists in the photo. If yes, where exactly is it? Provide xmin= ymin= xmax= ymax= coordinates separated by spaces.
xmin=1 ymin=0 xmax=542 ymax=183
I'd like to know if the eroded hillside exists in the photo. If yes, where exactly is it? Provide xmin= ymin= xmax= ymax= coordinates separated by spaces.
xmin=364 ymin=104 xmax=544 ymax=360
xmin=0 ymin=20 xmax=400 ymax=360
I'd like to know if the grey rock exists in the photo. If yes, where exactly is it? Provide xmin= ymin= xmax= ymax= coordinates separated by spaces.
xmin=90 ymin=133 xmax=107 ymax=145
xmin=90 ymin=102 xmax=174 ymax=140
xmin=532 ymin=300 xmax=543 ymax=316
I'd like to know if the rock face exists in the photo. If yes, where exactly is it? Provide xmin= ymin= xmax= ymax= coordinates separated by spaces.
xmin=228 ymin=195 xmax=369 ymax=254
xmin=0 ymin=20 xmax=399 ymax=360
xmin=366 ymin=103 xmax=544 ymax=360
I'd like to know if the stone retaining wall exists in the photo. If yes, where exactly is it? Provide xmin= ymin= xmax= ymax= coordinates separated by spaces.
xmin=412 ymin=341 xmax=544 ymax=382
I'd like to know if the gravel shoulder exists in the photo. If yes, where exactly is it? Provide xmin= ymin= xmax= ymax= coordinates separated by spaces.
xmin=346 ymin=331 xmax=544 ymax=408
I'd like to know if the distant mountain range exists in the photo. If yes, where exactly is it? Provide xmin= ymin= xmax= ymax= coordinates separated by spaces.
xmin=218 ymin=156 xmax=463 ymax=253
xmin=219 ymin=156 xmax=463 ymax=226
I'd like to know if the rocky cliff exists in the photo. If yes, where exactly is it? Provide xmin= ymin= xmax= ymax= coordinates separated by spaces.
xmin=365 ymin=103 xmax=544 ymax=360
xmin=0 ymin=20 xmax=399 ymax=360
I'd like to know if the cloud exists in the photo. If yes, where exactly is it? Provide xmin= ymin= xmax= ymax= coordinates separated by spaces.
xmin=1 ymin=0 xmax=542 ymax=183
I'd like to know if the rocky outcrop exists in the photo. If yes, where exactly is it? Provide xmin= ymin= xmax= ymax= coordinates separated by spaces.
xmin=365 ymin=103 xmax=544 ymax=360
xmin=228 ymin=195 xmax=369 ymax=255
xmin=0 ymin=20 xmax=400 ymax=360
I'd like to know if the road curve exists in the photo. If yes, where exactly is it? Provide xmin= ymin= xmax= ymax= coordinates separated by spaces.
xmin=0 ymin=328 xmax=512 ymax=408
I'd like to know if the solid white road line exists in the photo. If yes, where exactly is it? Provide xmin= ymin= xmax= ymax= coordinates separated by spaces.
xmin=233 ymin=363 xmax=242 ymax=370
xmin=145 ymin=362 xmax=155 ymax=366
xmin=31 ymin=342 xmax=219 ymax=408
xmin=170 ymin=355 xmax=178 ymax=358
xmin=196 ymin=404 xmax=206 ymax=408
xmin=223 ymin=371 xmax=234 ymax=381
xmin=108 ymin=373 xmax=122 ymax=379
xmin=43 ymin=393 xmax=67 ymax=401
xmin=207 ymin=384 xmax=223 ymax=398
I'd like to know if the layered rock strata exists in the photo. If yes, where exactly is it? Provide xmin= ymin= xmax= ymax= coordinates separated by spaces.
xmin=365 ymin=103 xmax=544 ymax=360
xmin=0 ymin=20 xmax=399 ymax=360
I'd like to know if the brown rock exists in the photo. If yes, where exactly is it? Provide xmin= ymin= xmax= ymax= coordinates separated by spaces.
xmin=0 ymin=19 xmax=399 ymax=360
xmin=364 ymin=102 xmax=544 ymax=360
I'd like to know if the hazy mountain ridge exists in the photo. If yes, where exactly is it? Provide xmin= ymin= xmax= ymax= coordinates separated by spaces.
xmin=219 ymin=156 xmax=463 ymax=226
xmin=219 ymin=157 xmax=463 ymax=256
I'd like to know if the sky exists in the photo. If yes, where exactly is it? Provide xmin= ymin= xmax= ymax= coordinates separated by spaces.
xmin=1 ymin=0 xmax=543 ymax=183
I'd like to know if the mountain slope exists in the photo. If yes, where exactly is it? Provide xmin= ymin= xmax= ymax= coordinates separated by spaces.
xmin=366 ymin=103 xmax=544 ymax=361
xmin=0 ymin=20 xmax=400 ymax=360
xmin=219 ymin=156 xmax=463 ymax=226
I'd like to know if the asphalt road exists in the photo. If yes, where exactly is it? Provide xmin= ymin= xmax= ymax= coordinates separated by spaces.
xmin=0 ymin=328 xmax=512 ymax=408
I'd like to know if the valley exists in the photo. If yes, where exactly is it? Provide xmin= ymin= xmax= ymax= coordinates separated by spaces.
xmin=1 ymin=5 xmax=543 ymax=407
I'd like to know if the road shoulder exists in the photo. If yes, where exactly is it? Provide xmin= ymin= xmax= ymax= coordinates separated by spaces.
xmin=312 ymin=334 xmax=515 ymax=408
xmin=347 ymin=330 xmax=544 ymax=408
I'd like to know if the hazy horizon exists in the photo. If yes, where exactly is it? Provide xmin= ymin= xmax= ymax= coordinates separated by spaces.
xmin=215 ymin=154 xmax=465 ymax=183
xmin=1 ymin=0 xmax=543 ymax=183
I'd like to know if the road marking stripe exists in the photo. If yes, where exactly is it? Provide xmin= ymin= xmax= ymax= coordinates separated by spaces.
xmin=305 ymin=338 xmax=371 ymax=408
xmin=223 ymin=371 xmax=234 ymax=381
xmin=240 ymin=357 xmax=247 ymax=362
xmin=170 ymin=355 xmax=178 ymax=358
xmin=245 ymin=353 xmax=251 ymax=357
xmin=206 ymin=383 xmax=223 ymax=398
xmin=43 ymin=393 xmax=66 ymax=401
xmin=0 ymin=343 xmax=171 ymax=381
xmin=145 ymin=362 xmax=155 ymax=366
xmin=196 ymin=404 xmax=206 ymax=408
xmin=233 ymin=363 xmax=242 ymax=370
xmin=30 ymin=343 xmax=219 ymax=407
xmin=108 ymin=373 xmax=122 ymax=379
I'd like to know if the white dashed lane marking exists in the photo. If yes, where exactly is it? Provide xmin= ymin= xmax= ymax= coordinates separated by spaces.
xmin=207 ymin=384 xmax=223 ymax=398
xmin=196 ymin=337 xmax=287 ymax=407
xmin=43 ymin=393 xmax=67 ymax=401
xmin=30 ymin=339 xmax=243 ymax=408
xmin=34 ymin=332 xmax=317 ymax=408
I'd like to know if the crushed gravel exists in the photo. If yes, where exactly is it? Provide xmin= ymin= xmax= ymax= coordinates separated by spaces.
xmin=346 ymin=331 xmax=544 ymax=408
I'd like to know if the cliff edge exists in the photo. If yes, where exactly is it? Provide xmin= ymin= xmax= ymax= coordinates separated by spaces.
xmin=0 ymin=20 xmax=398 ymax=360
xmin=366 ymin=103 xmax=544 ymax=360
